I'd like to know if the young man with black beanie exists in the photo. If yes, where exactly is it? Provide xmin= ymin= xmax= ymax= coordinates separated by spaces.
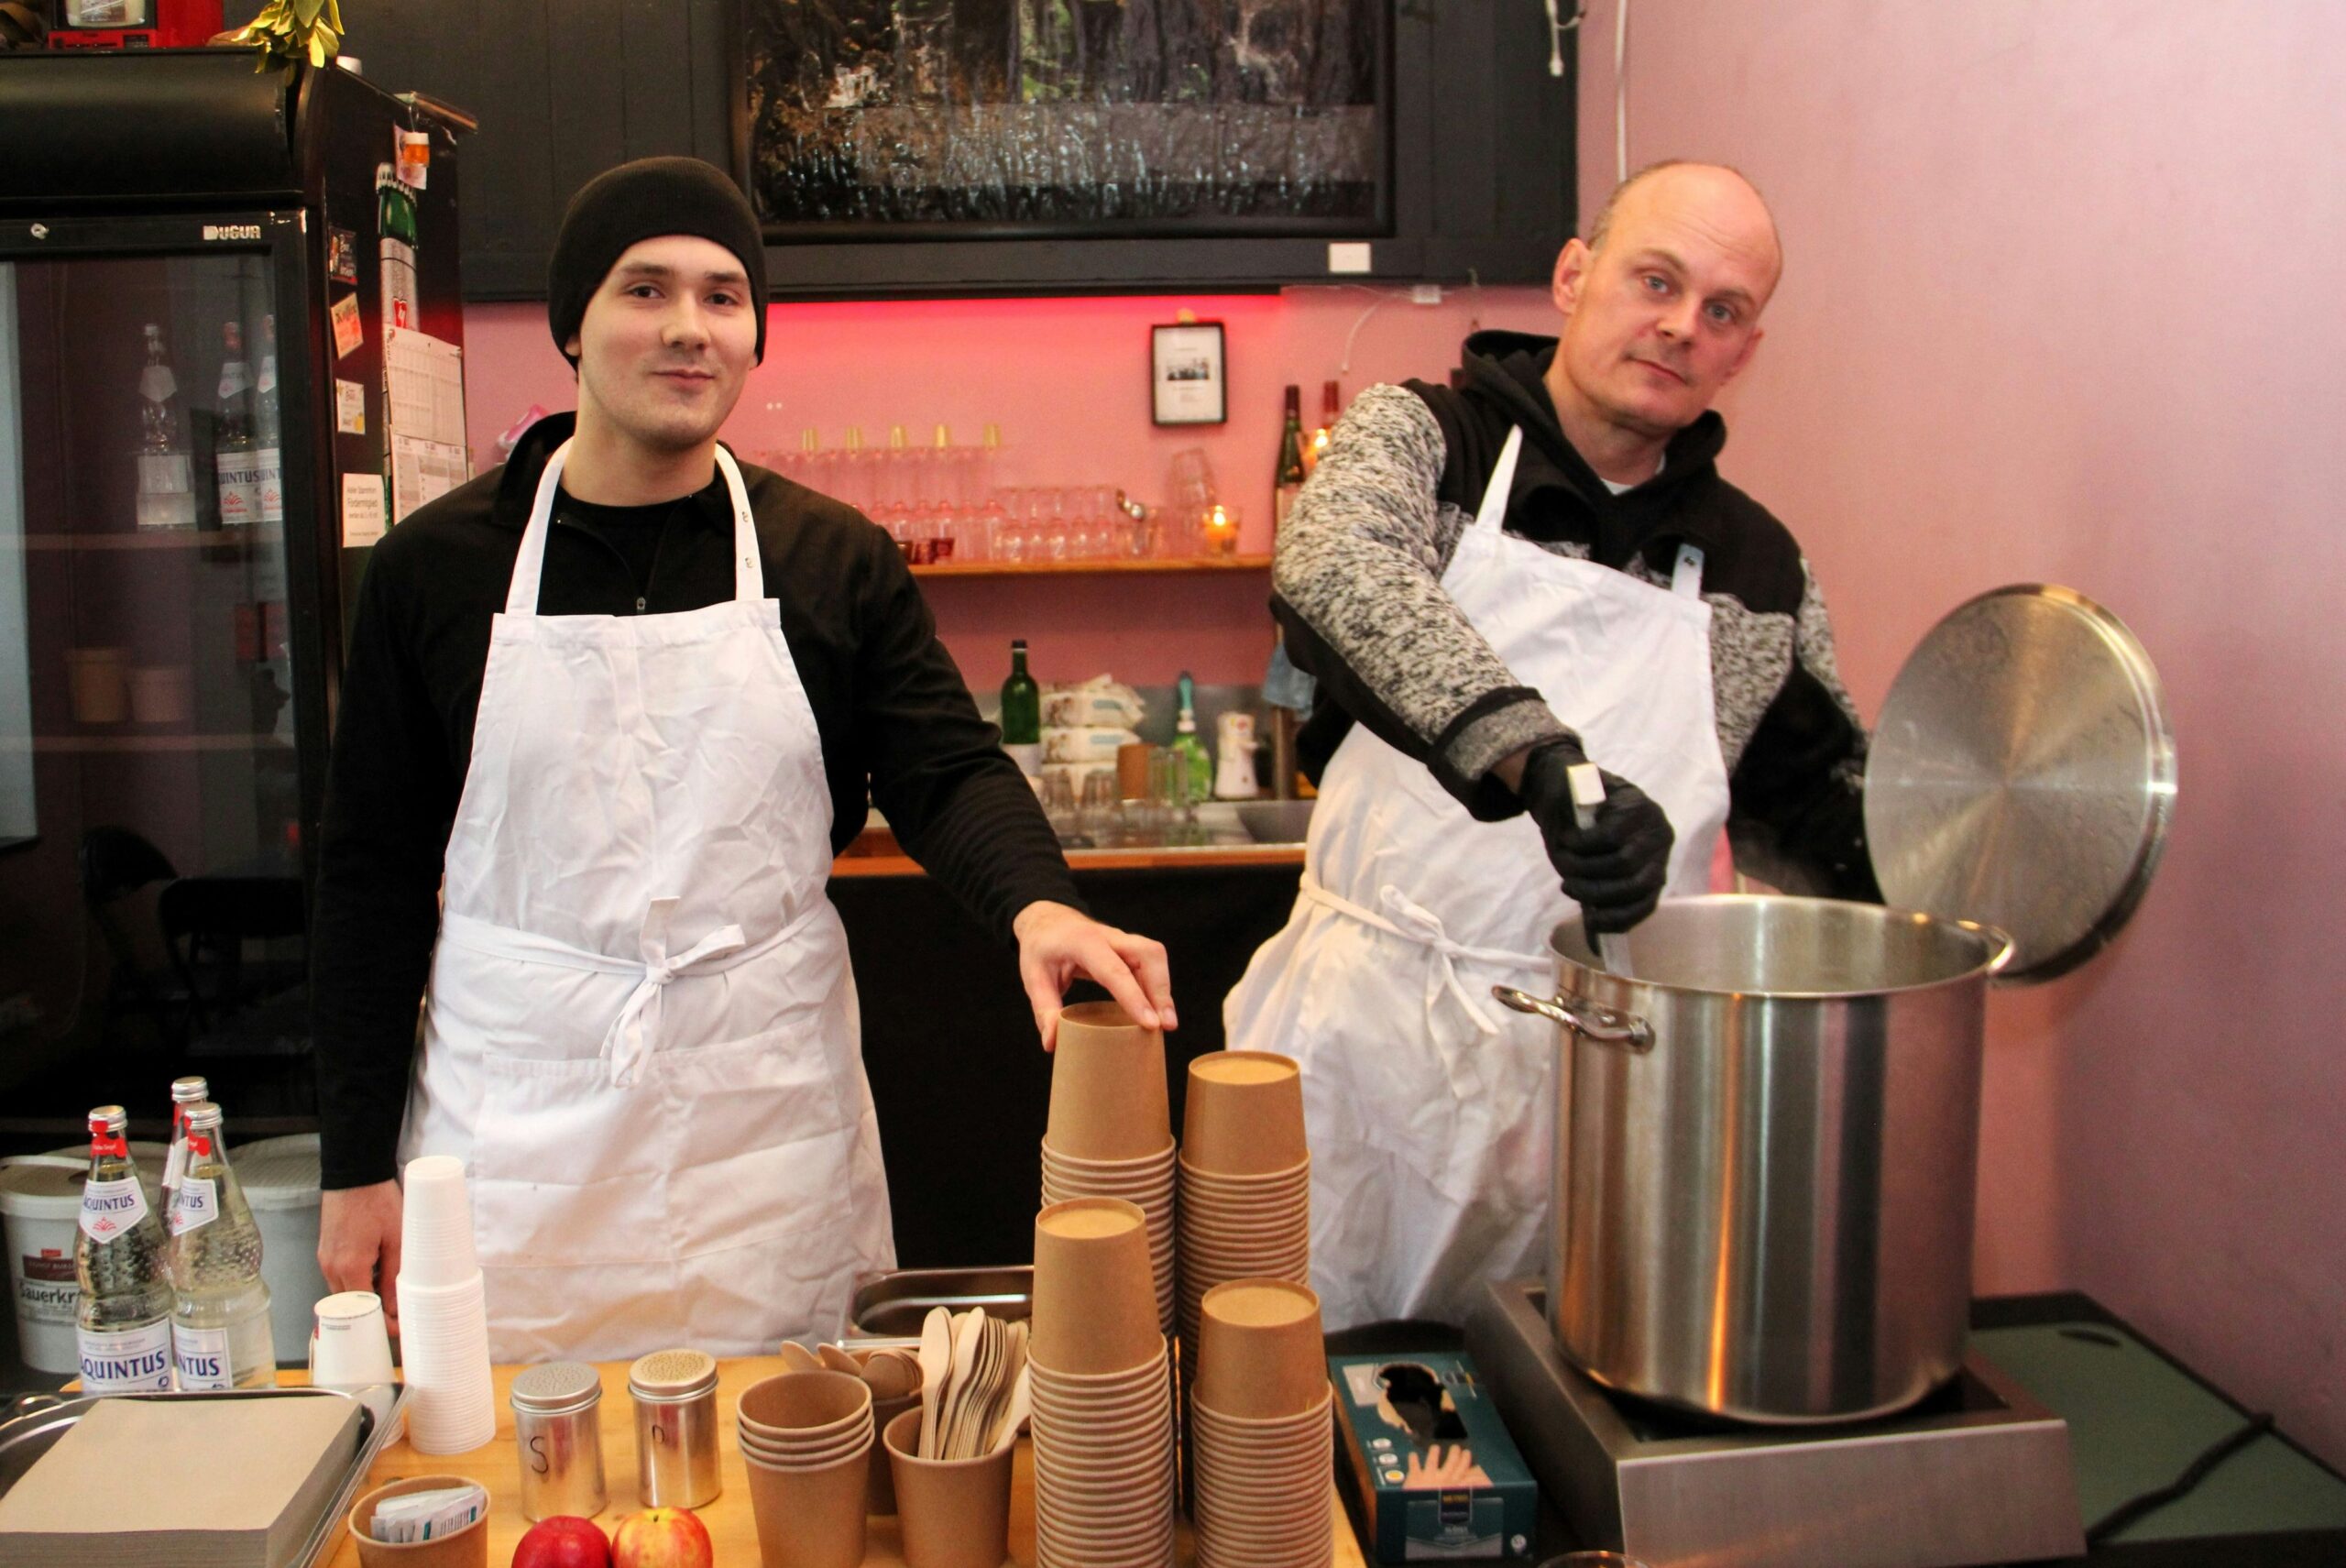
xmin=311 ymin=156 xmax=1172 ymax=1360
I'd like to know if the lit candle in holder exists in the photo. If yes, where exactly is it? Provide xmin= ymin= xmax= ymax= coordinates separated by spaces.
xmin=1200 ymin=502 xmax=1241 ymax=558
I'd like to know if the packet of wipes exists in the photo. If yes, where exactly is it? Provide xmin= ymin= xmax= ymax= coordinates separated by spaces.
xmin=1043 ymin=674 xmax=1146 ymax=729
xmin=370 ymin=1483 xmax=487 ymax=1543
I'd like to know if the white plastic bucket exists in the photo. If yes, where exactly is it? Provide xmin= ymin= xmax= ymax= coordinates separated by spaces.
xmin=0 ymin=1157 xmax=89 ymax=1374
xmin=234 ymin=1134 xmax=330 ymax=1362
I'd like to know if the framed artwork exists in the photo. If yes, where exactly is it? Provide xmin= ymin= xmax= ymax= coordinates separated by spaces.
xmin=1152 ymin=321 xmax=1226 ymax=424
xmin=1149 ymin=321 xmax=1229 ymax=424
xmin=737 ymin=0 xmax=1393 ymax=242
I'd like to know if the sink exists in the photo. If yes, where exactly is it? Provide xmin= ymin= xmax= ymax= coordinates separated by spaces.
xmin=1054 ymin=798 xmax=1312 ymax=853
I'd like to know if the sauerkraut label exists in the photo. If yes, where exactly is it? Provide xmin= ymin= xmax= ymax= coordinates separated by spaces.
xmin=79 ymin=1321 xmax=173 ymax=1392
xmin=173 ymin=1323 xmax=235 ymax=1391
xmin=16 ymin=1250 xmax=76 ymax=1325
xmin=169 ymin=1176 xmax=218 ymax=1235
xmin=79 ymin=1177 xmax=148 ymax=1242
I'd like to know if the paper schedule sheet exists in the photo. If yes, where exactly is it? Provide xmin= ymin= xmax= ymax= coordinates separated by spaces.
xmin=383 ymin=325 xmax=471 ymax=522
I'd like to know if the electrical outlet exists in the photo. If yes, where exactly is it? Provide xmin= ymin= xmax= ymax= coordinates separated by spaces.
xmin=1410 ymin=283 xmax=1443 ymax=305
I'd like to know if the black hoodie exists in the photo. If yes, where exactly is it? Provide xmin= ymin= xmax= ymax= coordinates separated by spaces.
xmin=1273 ymin=330 xmax=1877 ymax=900
xmin=310 ymin=412 xmax=1078 ymax=1189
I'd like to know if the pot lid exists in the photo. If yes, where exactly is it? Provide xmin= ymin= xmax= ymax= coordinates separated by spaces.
xmin=1864 ymin=584 xmax=2176 ymax=983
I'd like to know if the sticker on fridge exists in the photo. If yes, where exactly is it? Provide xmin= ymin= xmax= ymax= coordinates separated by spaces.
xmin=342 ymin=472 xmax=388 ymax=547
xmin=328 ymin=225 xmax=359 ymax=284
xmin=335 ymin=378 xmax=367 ymax=434
xmin=330 ymin=292 xmax=364 ymax=359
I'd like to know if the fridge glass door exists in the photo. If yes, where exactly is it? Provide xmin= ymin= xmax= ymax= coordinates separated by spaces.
xmin=0 ymin=236 xmax=312 ymax=1091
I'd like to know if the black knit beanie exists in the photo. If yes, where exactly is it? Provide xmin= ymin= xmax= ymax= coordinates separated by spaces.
xmin=547 ymin=157 xmax=767 ymax=367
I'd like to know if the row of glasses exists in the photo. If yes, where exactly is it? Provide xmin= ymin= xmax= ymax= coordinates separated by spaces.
xmin=989 ymin=485 xmax=1157 ymax=564
xmin=1039 ymin=748 xmax=1202 ymax=848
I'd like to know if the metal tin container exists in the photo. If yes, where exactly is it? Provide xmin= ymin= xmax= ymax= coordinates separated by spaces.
xmin=628 ymin=1348 xmax=720 ymax=1508
xmin=510 ymin=1361 xmax=607 ymax=1520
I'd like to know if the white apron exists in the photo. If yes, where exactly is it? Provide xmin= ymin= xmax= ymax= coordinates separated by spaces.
xmin=1222 ymin=428 xmax=1730 ymax=1328
xmin=399 ymin=441 xmax=894 ymax=1362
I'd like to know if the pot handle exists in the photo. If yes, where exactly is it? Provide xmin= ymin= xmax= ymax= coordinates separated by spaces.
xmin=1491 ymin=986 xmax=1654 ymax=1053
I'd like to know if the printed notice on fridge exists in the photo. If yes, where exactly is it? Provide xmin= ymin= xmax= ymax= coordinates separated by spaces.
xmin=384 ymin=326 xmax=467 ymax=446
xmin=391 ymin=435 xmax=468 ymax=522
xmin=330 ymin=292 xmax=364 ymax=359
xmin=335 ymin=378 xmax=367 ymax=434
xmin=341 ymin=472 xmax=388 ymax=546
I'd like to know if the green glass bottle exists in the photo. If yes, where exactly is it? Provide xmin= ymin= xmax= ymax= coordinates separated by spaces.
xmin=1170 ymin=672 xmax=1212 ymax=802
xmin=1001 ymin=639 xmax=1042 ymax=776
xmin=1274 ymin=384 xmax=1307 ymax=535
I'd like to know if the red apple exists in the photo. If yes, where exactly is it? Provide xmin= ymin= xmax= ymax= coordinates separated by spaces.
xmin=512 ymin=1516 xmax=610 ymax=1568
xmin=608 ymin=1508 xmax=713 ymax=1568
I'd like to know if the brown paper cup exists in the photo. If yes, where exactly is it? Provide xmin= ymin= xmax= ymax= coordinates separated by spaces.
xmin=1046 ymin=1003 xmax=1171 ymax=1160
xmin=882 ymin=1407 xmax=1014 ymax=1568
xmin=347 ymin=1475 xmax=489 ymax=1568
xmin=1032 ymin=1198 xmax=1162 ymax=1375
xmin=737 ymin=1369 xmax=872 ymax=1441
xmin=743 ymin=1443 xmax=870 ymax=1568
xmin=1196 ymin=1278 xmax=1327 ymax=1420
xmin=1183 ymin=1052 xmax=1308 ymax=1175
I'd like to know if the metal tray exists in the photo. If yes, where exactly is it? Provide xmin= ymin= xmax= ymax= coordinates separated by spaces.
xmin=0 ymin=1383 xmax=407 ymax=1568
xmin=846 ymin=1266 xmax=1032 ymax=1346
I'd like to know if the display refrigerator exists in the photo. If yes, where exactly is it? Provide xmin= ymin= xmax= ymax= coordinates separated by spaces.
xmin=0 ymin=50 xmax=469 ymax=1123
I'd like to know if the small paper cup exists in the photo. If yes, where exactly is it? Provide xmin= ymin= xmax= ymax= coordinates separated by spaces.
xmin=1045 ymin=1003 xmax=1170 ymax=1160
xmin=882 ymin=1407 xmax=1014 ymax=1568
xmin=743 ymin=1443 xmax=869 ymax=1568
xmin=1182 ymin=1053 xmax=1309 ymax=1176
xmin=737 ymin=1370 xmax=872 ymax=1442
xmin=347 ymin=1474 xmax=488 ymax=1568
xmin=1196 ymin=1279 xmax=1327 ymax=1420
xmin=1031 ymin=1199 xmax=1162 ymax=1375
xmin=311 ymin=1290 xmax=396 ymax=1386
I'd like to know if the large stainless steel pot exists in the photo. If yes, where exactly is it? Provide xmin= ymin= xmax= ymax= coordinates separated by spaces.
xmin=1496 ymin=895 xmax=2014 ymax=1425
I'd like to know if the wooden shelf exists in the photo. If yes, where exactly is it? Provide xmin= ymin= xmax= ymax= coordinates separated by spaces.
xmin=16 ymin=732 xmax=291 ymax=754
xmin=910 ymin=554 xmax=1271 ymax=579
xmin=23 ymin=528 xmax=282 ymax=553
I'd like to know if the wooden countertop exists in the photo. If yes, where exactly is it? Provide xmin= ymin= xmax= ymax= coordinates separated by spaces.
xmin=833 ymin=844 xmax=1307 ymax=877
xmin=312 ymin=1358 xmax=1364 ymax=1568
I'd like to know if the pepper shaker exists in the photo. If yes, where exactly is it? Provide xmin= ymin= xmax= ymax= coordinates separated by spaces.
xmin=510 ymin=1361 xmax=608 ymax=1520
xmin=628 ymin=1348 xmax=722 ymax=1508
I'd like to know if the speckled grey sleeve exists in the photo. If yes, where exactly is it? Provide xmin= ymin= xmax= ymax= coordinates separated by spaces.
xmin=1272 ymin=383 xmax=1569 ymax=784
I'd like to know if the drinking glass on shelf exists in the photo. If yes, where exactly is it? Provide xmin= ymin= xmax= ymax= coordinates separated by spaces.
xmin=1080 ymin=772 xmax=1122 ymax=842
xmin=1038 ymin=770 xmax=1079 ymax=839
xmin=1167 ymin=448 xmax=1217 ymax=514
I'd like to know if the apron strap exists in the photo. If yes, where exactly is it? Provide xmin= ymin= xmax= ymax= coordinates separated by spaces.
xmin=505 ymin=441 xmax=764 ymax=616
xmin=1470 ymin=427 xmax=1525 ymax=535
xmin=1298 ymin=871 xmax=1549 ymax=1036
xmin=713 ymin=445 xmax=764 ymax=602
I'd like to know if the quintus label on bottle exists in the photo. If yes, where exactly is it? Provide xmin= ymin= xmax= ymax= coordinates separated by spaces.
xmin=169 ymin=1176 xmax=218 ymax=1236
xmin=173 ymin=1322 xmax=235 ymax=1391
xmin=77 ymin=1320 xmax=174 ymax=1393
xmin=79 ymin=1177 xmax=148 ymax=1243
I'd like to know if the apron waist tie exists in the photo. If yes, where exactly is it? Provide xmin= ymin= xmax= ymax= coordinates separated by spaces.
xmin=1298 ymin=872 xmax=1550 ymax=1036
xmin=439 ymin=897 xmax=817 ymax=1086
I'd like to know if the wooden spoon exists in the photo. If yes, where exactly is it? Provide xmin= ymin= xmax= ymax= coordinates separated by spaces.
xmin=776 ymin=1340 xmax=821 ymax=1374
xmin=817 ymin=1343 xmax=861 ymax=1376
xmin=915 ymin=1307 xmax=952 ymax=1459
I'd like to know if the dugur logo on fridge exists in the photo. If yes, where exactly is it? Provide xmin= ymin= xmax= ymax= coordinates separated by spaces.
xmin=203 ymin=224 xmax=263 ymax=242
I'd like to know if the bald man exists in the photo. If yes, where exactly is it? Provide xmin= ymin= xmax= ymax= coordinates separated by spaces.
xmin=1224 ymin=161 xmax=1880 ymax=1327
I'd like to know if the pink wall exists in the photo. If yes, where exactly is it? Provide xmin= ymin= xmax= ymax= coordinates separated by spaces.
xmin=1579 ymin=0 xmax=2346 ymax=1461
xmin=459 ymin=287 xmax=1554 ymax=688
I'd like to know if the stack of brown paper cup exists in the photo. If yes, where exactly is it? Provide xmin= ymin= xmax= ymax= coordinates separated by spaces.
xmin=1190 ymin=1279 xmax=1334 ymax=1568
xmin=1041 ymin=1003 xmax=1177 ymax=1335
xmin=735 ymin=1370 xmax=873 ymax=1568
xmin=1177 ymin=1051 xmax=1311 ymax=1488
xmin=882 ymin=1407 xmax=1014 ymax=1568
xmin=1029 ymin=1198 xmax=1178 ymax=1568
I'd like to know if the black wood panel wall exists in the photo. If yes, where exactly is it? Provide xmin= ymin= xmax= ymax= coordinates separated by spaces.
xmin=252 ymin=1 xmax=1573 ymax=301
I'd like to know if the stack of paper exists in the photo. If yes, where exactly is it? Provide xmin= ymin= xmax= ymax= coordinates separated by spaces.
xmin=0 ymin=1395 xmax=362 ymax=1568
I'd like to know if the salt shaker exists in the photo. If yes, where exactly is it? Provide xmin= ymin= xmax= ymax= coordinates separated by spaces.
xmin=629 ymin=1348 xmax=722 ymax=1508
xmin=510 ymin=1361 xmax=608 ymax=1520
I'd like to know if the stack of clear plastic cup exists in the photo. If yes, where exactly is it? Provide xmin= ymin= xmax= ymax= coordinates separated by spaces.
xmin=396 ymin=1155 xmax=495 ymax=1453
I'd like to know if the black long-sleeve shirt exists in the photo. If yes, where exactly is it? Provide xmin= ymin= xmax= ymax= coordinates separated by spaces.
xmin=311 ymin=412 xmax=1077 ymax=1189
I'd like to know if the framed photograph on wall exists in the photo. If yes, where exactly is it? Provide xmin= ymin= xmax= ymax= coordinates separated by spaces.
xmin=1152 ymin=322 xmax=1227 ymax=426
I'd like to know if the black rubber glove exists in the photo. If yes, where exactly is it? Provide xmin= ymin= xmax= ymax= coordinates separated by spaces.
xmin=1516 ymin=738 xmax=1676 ymax=934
